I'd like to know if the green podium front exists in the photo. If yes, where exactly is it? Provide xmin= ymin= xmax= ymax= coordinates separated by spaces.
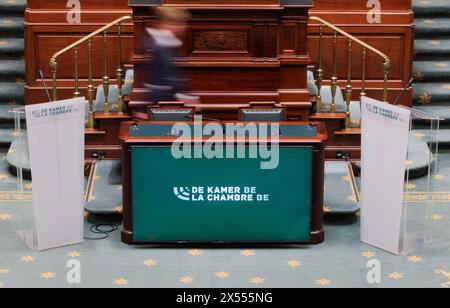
xmin=120 ymin=122 xmax=327 ymax=245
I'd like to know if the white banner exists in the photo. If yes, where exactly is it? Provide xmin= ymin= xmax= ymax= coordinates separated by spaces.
xmin=361 ymin=97 xmax=411 ymax=255
xmin=25 ymin=98 xmax=85 ymax=251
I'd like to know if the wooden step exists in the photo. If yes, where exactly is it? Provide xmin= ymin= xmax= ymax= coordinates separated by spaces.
xmin=335 ymin=128 xmax=361 ymax=136
xmin=309 ymin=113 xmax=346 ymax=121
xmin=94 ymin=112 xmax=132 ymax=120
xmin=85 ymin=128 xmax=106 ymax=136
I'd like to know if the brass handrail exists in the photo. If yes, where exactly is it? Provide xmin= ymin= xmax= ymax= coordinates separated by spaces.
xmin=309 ymin=16 xmax=391 ymax=129
xmin=50 ymin=16 xmax=132 ymax=64
xmin=309 ymin=16 xmax=390 ymax=63
xmin=50 ymin=16 xmax=132 ymax=129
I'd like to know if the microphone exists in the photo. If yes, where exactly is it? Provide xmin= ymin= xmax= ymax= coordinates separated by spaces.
xmin=393 ymin=77 xmax=416 ymax=105
xmin=39 ymin=70 xmax=53 ymax=102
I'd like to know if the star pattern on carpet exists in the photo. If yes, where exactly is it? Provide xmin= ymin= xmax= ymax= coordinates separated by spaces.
xmin=388 ymin=272 xmax=404 ymax=280
xmin=40 ymin=272 xmax=55 ymax=280
xmin=414 ymin=132 xmax=426 ymax=139
xmin=250 ymin=277 xmax=266 ymax=285
xmin=21 ymin=256 xmax=36 ymax=263
xmin=0 ymin=269 xmax=10 ymax=275
xmin=240 ymin=250 xmax=255 ymax=257
xmin=408 ymin=256 xmax=423 ymax=263
xmin=323 ymin=206 xmax=331 ymax=213
xmin=67 ymin=251 xmax=82 ymax=258
xmin=419 ymin=93 xmax=432 ymax=104
xmin=361 ymin=251 xmax=377 ymax=259
xmin=179 ymin=276 xmax=194 ymax=284
xmin=0 ymin=173 xmax=10 ymax=181
xmin=143 ymin=259 xmax=158 ymax=267
xmin=433 ymin=174 xmax=445 ymax=181
xmin=430 ymin=40 xmax=441 ymax=46
xmin=287 ymin=260 xmax=302 ymax=268
xmin=405 ymin=183 xmax=417 ymax=190
xmin=443 ymin=84 xmax=450 ymax=90
xmin=0 ymin=213 xmax=12 ymax=221
xmin=114 ymin=205 xmax=123 ymax=214
xmin=422 ymin=19 xmax=434 ymax=25
xmin=188 ymin=249 xmax=204 ymax=257
xmin=215 ymin=271 xmax=230 ymax=279
xmin=113 ymin=278 xmax=128 ymax=286
xmin=428 ymin=214 xmax=444 ymax=221
xmin=414 ymin=71 xmax=425 ymax=81
xmin=316 ymin=279 xmax=331 ymax=286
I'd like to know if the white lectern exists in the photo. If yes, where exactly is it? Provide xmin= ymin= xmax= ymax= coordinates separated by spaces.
xmin=13 ymin=98 xmax=85 ymax=251
xmin=361 ymin=97 xmax=441 ymax=255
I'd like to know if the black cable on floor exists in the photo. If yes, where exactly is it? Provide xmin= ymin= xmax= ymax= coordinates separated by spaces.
xmin=84 ymin=224 xmax=118 ymax=241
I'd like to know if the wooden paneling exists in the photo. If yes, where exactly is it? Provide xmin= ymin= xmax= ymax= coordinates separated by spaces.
xmin=309 ymin=0 xmax=414 ymax=106
xmin=24 ymin=0 xmax=414 ymax=106
xmin=130 ymin=3 xmax=312 ymax=106
xmin=25 ymin=0 xmax=133 ymax=104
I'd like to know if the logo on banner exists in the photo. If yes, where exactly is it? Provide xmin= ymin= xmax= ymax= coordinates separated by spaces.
xmin=173 ymin=186 xmax=270 ymax=203
xmin=31 ymin=104 xmax=78 ymax=119
xmin=364 ymin=103 xmax=406 ymax=123
xmin=173 ymin=187 xmax=192 ymax=201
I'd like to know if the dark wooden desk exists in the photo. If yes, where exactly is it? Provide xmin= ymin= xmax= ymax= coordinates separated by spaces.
xmin=120 ymin=121 xmax=327 ymax=245
xmin=129 ymin=0 xmax=313 ymax=108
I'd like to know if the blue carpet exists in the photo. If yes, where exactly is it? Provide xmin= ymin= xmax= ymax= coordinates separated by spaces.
xmin=0 ymin=0 xmax=25 ymax=151
xmin=85 ymin=160 xmax=123 ymax=214
xmin=412 ymin=0 xmax=450 ymax=110
xmin=324 ymin=161 xmax=359 ymax=214
xmin=0 ymin=151 xmax=449 ymax=288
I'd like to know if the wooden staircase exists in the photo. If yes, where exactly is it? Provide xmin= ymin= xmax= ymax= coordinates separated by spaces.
xmin=310 ymin=113 xmax=361 ymax=161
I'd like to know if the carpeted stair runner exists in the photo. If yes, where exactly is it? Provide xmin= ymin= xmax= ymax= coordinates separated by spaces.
xmin=324 ymin=161 xmax=360 ymax=218
xmin=0 ymin=0 xmax=26 ymax=153
xmin=85 ymin=160 xmax=123 ymax=215
xmin=412 ymin=0 xmax=450 ymax=147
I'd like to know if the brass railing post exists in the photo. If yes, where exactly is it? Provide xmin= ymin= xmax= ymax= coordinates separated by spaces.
xmin=87 ymin=38 xmax=95 ymax=130
xmin=360 ymin=47 xmax=367 ymax=100
xmin=103 ymin=30 xmax=110 ymax=114
xmin=309 ymin=16 xmax=392 ymax=113
xmin=383 ymin=59 xmax=390 ymax=103
xmin=316 ymin=23 xmax=324 ymax=113
xmin=330 ymin=31 xmax=338 ymax=113
xmin=116 ymin=22 xmax=124 ymax=114
xmin=73 ymin=47 xmax=80 ymax=98
xmin=50 ymin=60 xmax=58 ymax=101
xmin=345 ymin=39 xmax=353 ymax=129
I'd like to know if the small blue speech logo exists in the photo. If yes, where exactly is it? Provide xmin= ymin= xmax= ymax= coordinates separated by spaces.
xmin=173 ymin=187 xmax=191 ymax=201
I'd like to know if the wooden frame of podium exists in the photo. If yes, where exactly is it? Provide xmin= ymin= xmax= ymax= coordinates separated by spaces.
xmin=119 ymin=120 xmax=328 ymax=245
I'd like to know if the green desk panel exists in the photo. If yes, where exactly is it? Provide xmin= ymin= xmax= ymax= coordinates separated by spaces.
xmin=131 ymin=146 xmax=312 ymax=242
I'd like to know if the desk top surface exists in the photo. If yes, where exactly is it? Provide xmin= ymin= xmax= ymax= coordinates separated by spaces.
xmin=128 ymin=0 xmax=314 ymax=7
xmin=120 ymin=121 xmax=327 ymax=143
